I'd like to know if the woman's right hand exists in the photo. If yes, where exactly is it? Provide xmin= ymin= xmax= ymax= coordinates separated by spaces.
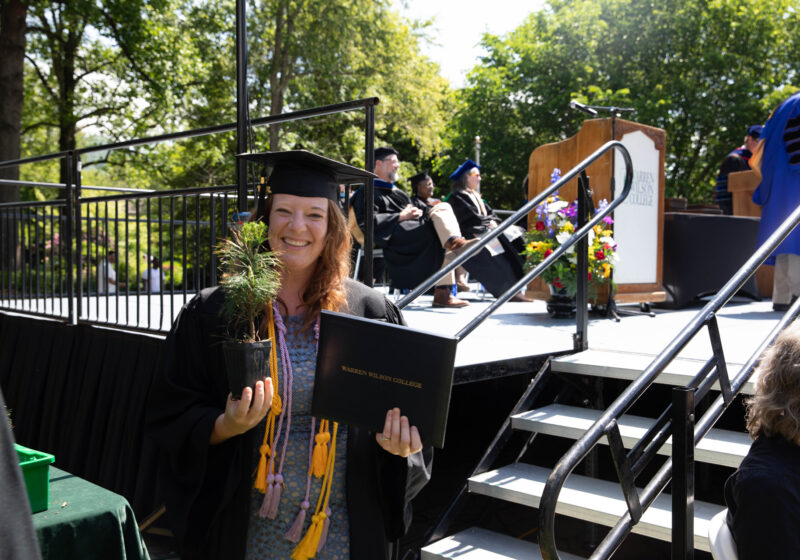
xmin=210 ymin=378 xmax=273 ymax=444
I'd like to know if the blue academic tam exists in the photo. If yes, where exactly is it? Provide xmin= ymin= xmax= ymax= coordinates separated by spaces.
xmin=449 ymin=159 xmax=480 ymax=181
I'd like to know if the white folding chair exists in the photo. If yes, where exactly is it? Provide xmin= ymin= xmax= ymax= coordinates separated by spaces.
xmin=708 ymin=508 xmax=738 ymax=560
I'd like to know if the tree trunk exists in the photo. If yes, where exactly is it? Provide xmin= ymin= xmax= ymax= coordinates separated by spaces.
xmin=0 ymin=0 xmax=27 ymax=277
xmin=0 ymin=0 xmax=27 ymax=203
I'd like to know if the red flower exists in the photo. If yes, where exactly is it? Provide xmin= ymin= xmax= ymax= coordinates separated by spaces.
xmin=588 ymin=272 xmax=592 ymax=280
xmin=603 ymin=243 xmax=611 ymax=251
xmin=535 ymin=221 xmax=546 ymax=231
xmin=595 ymin=250 xmax=605 ymax=260
xmin=543 ymin=248 xmax=553 ymax=258
xmin=553 ymin=279 xmax=564 ymax=289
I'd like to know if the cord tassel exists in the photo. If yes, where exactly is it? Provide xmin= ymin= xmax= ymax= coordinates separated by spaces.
xmin=311 ymin=421 xmax=330 ymax=478
xmin=266 ymin=474 xmax=283 ymax=519
xmin=254 ymin=443 xmax=270 ymax=493
xmin=285 ymin=499 xmax=310 ymax=543
xmin=317 ymin=506 xmax=332 ymax=552
xmin=259 ymin=473 xmax=275 ymax=517
xmin=291 ymin=513 xmax=322 ymax=560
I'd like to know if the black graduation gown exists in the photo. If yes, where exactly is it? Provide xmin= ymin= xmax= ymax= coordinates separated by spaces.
xmin=145 ymin=279 xmax=433 ymax=560
xmin=447 ymin=189 xmax=525 ymax=299
xmin=351 ymin=182 xmax=443 ymax=290
xmin=0 ymin=389 xmax=42 ymax=560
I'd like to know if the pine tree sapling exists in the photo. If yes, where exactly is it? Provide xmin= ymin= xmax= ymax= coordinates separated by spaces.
xmin=217 ymin=221 xmax=281 ymax=342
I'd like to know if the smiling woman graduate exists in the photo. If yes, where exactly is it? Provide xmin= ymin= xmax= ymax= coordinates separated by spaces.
xmin=146 ymin=150 xmax=432 ymax=560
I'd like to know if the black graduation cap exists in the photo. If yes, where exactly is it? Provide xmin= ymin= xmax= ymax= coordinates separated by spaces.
xmin=237 ymin=150 xmax=376 ymax=202
xmin=409 ymin=170 xmax=431 ymax=191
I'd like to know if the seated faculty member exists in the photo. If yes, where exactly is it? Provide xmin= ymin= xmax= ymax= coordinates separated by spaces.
xmin=350 ymin=146 xmax=471 ymax=307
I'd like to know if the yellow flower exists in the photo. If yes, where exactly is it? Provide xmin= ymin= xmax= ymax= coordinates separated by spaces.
xmin=546 ymin=196 xmax=556 ymax=203
xmin=561 ymin=222 xmax=574 ymax=233
xmin=602 ymin=262 xmax=612 ymax=278
xmin=526 ymin=242 xmax=536 ymax=251
xmin=602 ymin=229 xmax=613 ymax=237
xmin=593 ymin=225 xmax=603 ymax=235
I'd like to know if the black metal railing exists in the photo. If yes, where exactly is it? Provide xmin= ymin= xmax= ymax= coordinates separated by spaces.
xmin=396 ymin=140 xmax=633 ymax=352
xmin=538 ymin=200 xmax=800 ymax=560
xmin=0 ymin=98 xmax=379 ymax=332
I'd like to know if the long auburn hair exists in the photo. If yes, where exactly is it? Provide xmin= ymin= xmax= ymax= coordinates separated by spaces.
xmin=260 ymin=195 xmax=351 ymax=330
xmin=746 ymin=321 xmax=800 ymax=444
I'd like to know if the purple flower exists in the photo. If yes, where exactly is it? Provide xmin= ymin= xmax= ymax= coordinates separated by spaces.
xmin=550 ymin=168 xmax=562 ymax=184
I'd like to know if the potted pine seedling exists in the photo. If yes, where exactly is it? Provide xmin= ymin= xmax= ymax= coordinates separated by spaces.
xmin=218 ymin=220 xmax=281 ymax=399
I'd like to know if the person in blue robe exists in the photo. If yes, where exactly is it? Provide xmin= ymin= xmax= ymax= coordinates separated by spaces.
xmin=752 ymin=91 xmax=800 ymax=311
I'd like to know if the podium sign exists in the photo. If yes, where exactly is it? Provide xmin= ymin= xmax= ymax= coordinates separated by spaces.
xmin=613 ymin=130 xmax=660 ymax=284
xmin=526 ymin=118 xmax=666 ymax=303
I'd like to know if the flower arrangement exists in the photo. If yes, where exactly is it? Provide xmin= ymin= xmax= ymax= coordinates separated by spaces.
xmin=522 ymin=168 xmax=618 ymax=298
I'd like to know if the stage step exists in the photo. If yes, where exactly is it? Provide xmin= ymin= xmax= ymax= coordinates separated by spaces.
xmin=421 ymin=527 xmax=586 ymax=560
xmin=512 ymin=404 xmax=751 ymax=468
xmin=551 ymin=349 xmax=755 ymax=394
xmin=468 ymin=462 xmax=723 ymax=552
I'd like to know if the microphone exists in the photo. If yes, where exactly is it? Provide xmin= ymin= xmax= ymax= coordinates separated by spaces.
xmin=570 ymin=100 xmax=598 ymax=116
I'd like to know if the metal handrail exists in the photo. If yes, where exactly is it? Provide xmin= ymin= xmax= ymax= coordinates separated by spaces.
xmin=538 ymin=200 xmax=800 ymax=560
xmin=0 ymin=98 xmax=379 ymax=330
xmin=0 ymin=97 xmax=379 ymax=170
xmin=396 ymin=140 xmax=633 ymax=346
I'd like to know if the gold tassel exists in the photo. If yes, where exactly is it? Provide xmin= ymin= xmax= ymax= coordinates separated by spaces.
xmin=311 ymin=420 xmax=330 ymax=478
xmin=254 ymin=443 xmax=270 ymax=493
xmin=293 ymin=422 xmax=338 ymax=559
xmin=254 ymin=305 xmax=280 ymax=493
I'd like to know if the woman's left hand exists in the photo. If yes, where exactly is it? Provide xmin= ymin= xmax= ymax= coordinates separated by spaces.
xmin=376 ymin=407 xmax=423 ymax=457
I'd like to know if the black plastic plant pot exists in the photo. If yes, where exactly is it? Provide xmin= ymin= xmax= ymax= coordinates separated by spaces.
xmin=222 ymin=339 xmax=272 ymax=399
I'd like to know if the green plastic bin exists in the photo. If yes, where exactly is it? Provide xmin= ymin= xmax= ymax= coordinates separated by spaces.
xmin=15 ymin=443 xmax=55 ymax=513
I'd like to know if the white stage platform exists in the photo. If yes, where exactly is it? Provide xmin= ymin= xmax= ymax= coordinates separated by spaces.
xmin=1 ymin=288 xmax=784 ymax=382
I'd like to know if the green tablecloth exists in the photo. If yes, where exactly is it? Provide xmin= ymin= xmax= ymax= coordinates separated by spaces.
xmin=33 ymin=467 xmax=150 ymax=560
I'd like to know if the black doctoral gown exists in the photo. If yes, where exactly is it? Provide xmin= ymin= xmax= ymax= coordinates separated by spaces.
xmin=146 ymin=278 xmax=433 ymax=560
xmin=447 ymin=189 xmax=525 ymax=299
xmin=351 ymin=181 xmax=443 ymax=290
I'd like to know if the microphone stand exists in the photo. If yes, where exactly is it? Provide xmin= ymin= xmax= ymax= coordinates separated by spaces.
xmin=570 ymin=103 xmax=653 ymax=320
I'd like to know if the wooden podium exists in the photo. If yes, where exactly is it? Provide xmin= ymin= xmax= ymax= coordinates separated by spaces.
xmin=525 ymin=118 xmax=667 ymax=304
xmin=728 ymin=169 xmax=773 ymax=297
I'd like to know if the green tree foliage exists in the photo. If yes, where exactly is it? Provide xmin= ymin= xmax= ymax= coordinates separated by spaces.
xmin=246 ymin=0 xmax=452 ymax=171
xmin=444 ymin=0 xmax=800 ymax=207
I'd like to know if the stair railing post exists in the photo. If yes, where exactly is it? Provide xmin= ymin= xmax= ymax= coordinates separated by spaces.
xmin=671 ymin=386 xmax=695 ymax=560
xmin=574 ymin=171 xmax=589 ymax=351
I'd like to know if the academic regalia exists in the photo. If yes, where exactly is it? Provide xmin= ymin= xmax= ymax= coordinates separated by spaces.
xmin=0 ymin=389 xmax=42 ymax=560
xmin=753 ymin=92 xmax=800 ymax=265
xmin=350 ymin=180 xmax=443 ymax=289
xmin=447 ymin=189 xmax=525 ymax=298
xmin=146 ymin=278 xmax=432 ymax=560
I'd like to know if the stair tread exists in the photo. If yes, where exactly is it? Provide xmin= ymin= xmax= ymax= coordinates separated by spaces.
xmin=551 ymin=349 xmax=755 ymax=394
xmin=469 ymin=462 xmax=723 ymax=552
xmin=421 ymin=527 xmax=586 ymax=560
xmin=512 ymin=403 xmax=751 ymax=468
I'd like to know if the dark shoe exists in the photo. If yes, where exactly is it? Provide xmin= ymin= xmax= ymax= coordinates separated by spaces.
xmin=510 ymin=293 xmax=533 ymax=303
xmin=456 ymin=282 xmax=471 ymax=293
xmin=774 ymin=303 xmax=790 ymax=312
xmin=432 ymin=288 xmax=469 ymax=308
